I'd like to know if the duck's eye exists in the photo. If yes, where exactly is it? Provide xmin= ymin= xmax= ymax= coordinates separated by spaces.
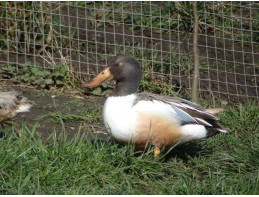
xmin=101 ymin=72 xmax=104 ymax=74
xmin=118 ymin=62 xmax=123 ymax=67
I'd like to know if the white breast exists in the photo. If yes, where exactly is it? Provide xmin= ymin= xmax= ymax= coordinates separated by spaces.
xmin=103 ymin=94 xmax=138 ymax=142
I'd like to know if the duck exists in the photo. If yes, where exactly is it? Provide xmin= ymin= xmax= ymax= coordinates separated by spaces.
xmin=82 ymin=55 xmax=228 ymax=157
xmin=0 ymin=91 xmax=32 ymax=124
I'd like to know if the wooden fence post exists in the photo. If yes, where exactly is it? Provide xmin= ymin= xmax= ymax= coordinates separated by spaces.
xmin=191 ymin=1 xmax=199 ymax=103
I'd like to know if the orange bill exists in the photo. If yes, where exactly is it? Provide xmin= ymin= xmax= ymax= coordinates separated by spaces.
xmin=81 ymin=66 xmax=114 ymax=88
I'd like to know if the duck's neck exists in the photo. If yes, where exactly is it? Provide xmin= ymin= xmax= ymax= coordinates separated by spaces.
xmin=111 ymin=80 xmax=139 ymax=97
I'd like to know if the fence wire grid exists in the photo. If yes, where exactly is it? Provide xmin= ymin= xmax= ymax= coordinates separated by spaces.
xmin=0 ymin=1 xmax=258 ymax=102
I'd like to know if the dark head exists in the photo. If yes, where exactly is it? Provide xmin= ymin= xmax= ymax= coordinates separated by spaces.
xmin=81 ymin=55 xmax=142 ymax=96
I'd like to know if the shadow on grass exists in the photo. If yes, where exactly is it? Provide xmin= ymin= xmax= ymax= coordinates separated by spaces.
xmin=88 ymin=136 xmax=213 ymax=163
xmin=162 ymin=142 xmax=212 ymax=162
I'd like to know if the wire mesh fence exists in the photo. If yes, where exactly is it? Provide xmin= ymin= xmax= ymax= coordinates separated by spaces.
xmin=0 ymin=1 xmax=258 ymax=102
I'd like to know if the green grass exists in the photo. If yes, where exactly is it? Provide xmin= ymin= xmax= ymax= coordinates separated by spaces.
xmin=0 ymin=102 xmax=258 ymax=195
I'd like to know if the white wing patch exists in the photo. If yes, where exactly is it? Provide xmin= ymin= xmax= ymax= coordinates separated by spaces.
xmin=194 ymin=118 xmax=212 ymax=127
xmin=171 ymin=105 xmax=197 ymax=123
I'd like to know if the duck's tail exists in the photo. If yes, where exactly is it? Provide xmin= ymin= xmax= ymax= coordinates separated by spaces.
xmin=205 ymin=108 xmax=225 ymax=115
xmin=15 ymin=97 xmax=32 ymax=113
xmin=0 ymin=91 xmax=32 ymax=123
xmin=203 ymin=107 xmax=229 ymax=137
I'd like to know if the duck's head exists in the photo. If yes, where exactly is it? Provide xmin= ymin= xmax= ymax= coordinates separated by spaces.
xmin=82 ymin=55 xmax=142 ymax=96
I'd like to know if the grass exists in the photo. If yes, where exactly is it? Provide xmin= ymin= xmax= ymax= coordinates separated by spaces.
xmin=0 ymin=101 xmax=258 ymax=195
xmin=0 ymin=2 xmax=258 ymax=194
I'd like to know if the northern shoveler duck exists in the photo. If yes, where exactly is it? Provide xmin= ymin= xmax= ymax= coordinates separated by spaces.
xmin=82 ymin=55 xmax=228 ymax=157
xmin=0 ymin=91 xmax=32 ymax=124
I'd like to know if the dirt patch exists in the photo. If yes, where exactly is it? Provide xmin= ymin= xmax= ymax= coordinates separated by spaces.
xmin=0 ymin=80 xmax=108 ymax=140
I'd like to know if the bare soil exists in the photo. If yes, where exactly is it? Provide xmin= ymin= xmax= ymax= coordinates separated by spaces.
xmin=0 ymin=80 xmax=108 ymax=140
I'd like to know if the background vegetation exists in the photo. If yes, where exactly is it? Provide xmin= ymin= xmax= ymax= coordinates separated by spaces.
xmin=0 ymin=2 xmax=258 ymax=195
xmin=0 ymin=1 xmax=258 ymax=101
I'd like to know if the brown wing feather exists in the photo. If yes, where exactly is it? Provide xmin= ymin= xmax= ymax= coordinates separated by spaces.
xmin=136 ymin=92 xmax=227 ymax=132
xmin=137 ymin=92 xmax=215 ymax=119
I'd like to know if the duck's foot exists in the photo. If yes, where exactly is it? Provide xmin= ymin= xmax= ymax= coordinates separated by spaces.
xmin=154 ymin=148 xmax=161 ymax=158
xmin=18 ymin=129 xmax=22 ymax=138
